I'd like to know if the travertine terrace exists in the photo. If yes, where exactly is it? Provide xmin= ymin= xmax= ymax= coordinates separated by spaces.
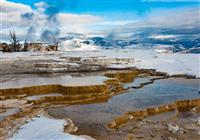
xmin=0 ymin=67 xmax=199 ymax=139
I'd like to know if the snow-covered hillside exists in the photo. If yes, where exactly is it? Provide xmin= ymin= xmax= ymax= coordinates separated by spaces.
xmin=58 ymin=33 xmax=200 ymax=53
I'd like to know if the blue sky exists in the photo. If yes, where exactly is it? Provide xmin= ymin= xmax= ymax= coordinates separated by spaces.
xmin=9 ymin=0 xmax=199 ymax=13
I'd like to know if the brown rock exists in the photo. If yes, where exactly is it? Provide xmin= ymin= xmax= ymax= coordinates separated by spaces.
xmin=27 ymin=43 xmax=47 ymax=52
xmin=46 ymin=45 xmax=58 ymax=51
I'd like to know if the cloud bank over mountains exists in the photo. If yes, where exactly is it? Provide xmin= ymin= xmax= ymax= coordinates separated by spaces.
xmin=0 ymin=0 xmax=199 ymax=42
xmin=127 ymin=7 xmax=200 ymax=29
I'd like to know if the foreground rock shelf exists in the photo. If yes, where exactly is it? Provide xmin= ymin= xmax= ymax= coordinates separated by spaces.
xmin=108 ymin=98 xmax=200 ymax=129
xmin=110 ymin=103 xmax=200 ymax=140
xmin=0 ymin=70 xmax=140 ymax=139
xmin=46 ymin=77 xmax=199 ymax=140
xmin=0 ymin=69 xmax=199 ymax=140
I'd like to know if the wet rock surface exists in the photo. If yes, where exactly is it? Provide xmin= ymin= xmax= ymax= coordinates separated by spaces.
xmin=0 ymin=70 xmax=199 ymax=140
xmin=0 ymin=70 xmax=133 ymax=139
xmin=118 ymin=109 xmax=200 ymax=140
xmin=0 ymin=52 xmax=135 ymax=74
xmin=46 ymin=77 xmax=200 ymax=140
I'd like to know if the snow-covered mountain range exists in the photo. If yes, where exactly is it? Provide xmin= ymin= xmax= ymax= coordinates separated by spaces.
xmin=59 ymin=28 xmax=200 ymax=53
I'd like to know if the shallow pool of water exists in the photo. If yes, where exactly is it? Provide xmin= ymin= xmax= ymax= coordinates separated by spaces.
xmin=25 ymin=93 xmax=63 ymax=101
xmin=0 ymin=73 xmax=108 ymax=89
xmin=123 ymin=76 xmax=161 ymax=89
xmin=0 ymin=108 xmax=21 ymax=121
xmin=47 ymin=78 xmax=200 ymax=139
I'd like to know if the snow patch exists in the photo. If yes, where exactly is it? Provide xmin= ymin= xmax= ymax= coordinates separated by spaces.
xmin=9 ymin=116 xmax=89 ymax=140
xmin=60 ymin=38 xmax=99 ymax=51
xmin=149 ymin=34 xmax=178 ymax=39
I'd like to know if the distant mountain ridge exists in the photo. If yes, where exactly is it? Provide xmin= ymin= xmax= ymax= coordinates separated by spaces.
xmin=59 ymin=33 xmax=200 ymax=53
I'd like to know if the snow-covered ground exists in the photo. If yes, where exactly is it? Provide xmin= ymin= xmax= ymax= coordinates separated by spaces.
xmin=9 ymin=116 xmax=92 ymax=140
xmin=0 ymin=49 xmax=199 ymax=77
xmin=60 ymin=49 xmax=200 ymax=77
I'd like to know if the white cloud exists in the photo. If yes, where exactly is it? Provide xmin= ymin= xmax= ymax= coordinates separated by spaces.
xmin=0 ymin=0 xmax=103 ymax=41
xmin=58 ymin=13 xmax=102 ymax=25
xmin=57 ymin=13 xmax=102 ymax=34
xmin=122 ymin=7 xmax=200 ymax=29
xmin=101 ymin=6 xmax=200 ymax=38
xmin=34 ymin=2 xmax=48 ymax=13
xmin=0 ymin=0 xmax=32 ymax=13
xmin=0 ymin=0 xmax=32 ymax=26
xmin=97 ymin=20 xmax=137 ymax=26
xmin=145 ymin=7 xmax=199 ymax=27
xmin=51 ymin=13 xmax=102 ymax=35
xmin=0 ymin=0 xmax=33 ymax=41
